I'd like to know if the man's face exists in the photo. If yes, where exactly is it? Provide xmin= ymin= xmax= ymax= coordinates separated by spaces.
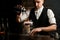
xmin=33 ymin=0 xmax=44 ymax=9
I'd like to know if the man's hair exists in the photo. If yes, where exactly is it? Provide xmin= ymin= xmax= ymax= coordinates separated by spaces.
xmin=33 ymin=0 xmax=44 ymax=2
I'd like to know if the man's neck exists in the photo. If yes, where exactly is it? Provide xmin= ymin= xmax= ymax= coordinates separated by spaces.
xmin=35 ymin=5 xmax=44 ymax=11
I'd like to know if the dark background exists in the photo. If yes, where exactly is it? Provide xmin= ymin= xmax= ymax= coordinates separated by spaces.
xmin=0 ymin=0 xmax=60 ymax=34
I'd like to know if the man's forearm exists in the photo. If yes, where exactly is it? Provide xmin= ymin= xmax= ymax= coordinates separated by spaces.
xmin=40 ymin=25 xmax=57 ymax=32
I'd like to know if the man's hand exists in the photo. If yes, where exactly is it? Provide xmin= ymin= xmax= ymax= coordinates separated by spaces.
xmin=29 ymin=28 xmax=42 ymax=36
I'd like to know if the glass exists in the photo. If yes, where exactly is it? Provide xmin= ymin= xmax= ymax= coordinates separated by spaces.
xmin=23 ymin=20 xmax=33 ymax=34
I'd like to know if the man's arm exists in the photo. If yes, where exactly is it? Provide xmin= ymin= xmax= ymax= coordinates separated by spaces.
xmin=40 ymin=24 xmax=57 ymax=31
xmin=43 ymin=9 xmax=57 ymax=31
xmin=29 ymin=24 xmax=57 ymax=36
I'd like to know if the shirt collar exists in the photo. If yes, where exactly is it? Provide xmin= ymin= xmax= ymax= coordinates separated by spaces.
xmin=35 ymin=6 xmax=44 ymax=16
xmin=38 ymin=6 xmax=44 ymax=13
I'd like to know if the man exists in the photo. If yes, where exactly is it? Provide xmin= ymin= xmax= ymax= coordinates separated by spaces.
xmin=16 ymin=0 xmax=57 ymax=40
xmin=29 ymin=0 xmax=57 ymax=35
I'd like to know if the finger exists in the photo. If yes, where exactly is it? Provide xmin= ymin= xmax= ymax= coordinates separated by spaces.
xmin=30 ymin=29 xmax=35 ymax=34
xmin=29 ymin=30 xmax=34 ymax=36
xmin=30 ymin=29 xmax=36 ymax=36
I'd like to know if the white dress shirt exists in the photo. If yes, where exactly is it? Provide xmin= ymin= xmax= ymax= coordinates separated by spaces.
xmin=20 ymin=6 xmax=56 ymax=24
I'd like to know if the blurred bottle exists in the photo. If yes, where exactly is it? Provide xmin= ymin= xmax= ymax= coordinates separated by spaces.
xmin=1 ymin=18 xmax=5 ymax=32
xmin=0 ymin=18 xmax=5 ymax=35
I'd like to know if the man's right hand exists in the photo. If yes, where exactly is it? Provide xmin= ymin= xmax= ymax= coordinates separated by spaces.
xmin=29 ymin=28 xmax=42 ymax=36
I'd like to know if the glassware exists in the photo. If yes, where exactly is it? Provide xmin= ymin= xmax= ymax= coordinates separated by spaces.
xmin=23 ymin=20 xmax=33 ymax=34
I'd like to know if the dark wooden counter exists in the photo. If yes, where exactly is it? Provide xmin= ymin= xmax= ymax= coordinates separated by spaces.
xmin=7 ymin=33 xmax=54 ymax=40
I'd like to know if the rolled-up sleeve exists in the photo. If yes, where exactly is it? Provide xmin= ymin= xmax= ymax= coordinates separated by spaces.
xmin=47 ymin=9 xmax=56 ymax=24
